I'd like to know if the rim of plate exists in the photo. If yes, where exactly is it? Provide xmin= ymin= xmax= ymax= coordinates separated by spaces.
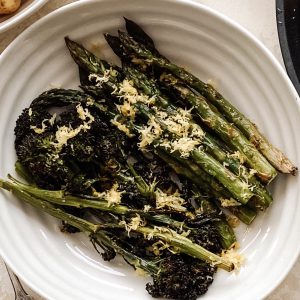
xmin=0 ymin=0 xmax=48 ymax=33
xmin=0 ymin=0 xmax=299 ymax=299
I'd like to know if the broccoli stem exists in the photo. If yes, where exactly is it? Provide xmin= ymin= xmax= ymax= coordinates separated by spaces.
xmin=0 ymin=180 xmax=99 ymax=233
xmin=15 ymin=160 xmax=35 ymax=184
xmin=0 ymin=178 xmax=234 ymax=271
xmin=126 ymin=163 xmax=155 ymax=198
xmin=3 ymin=176 xmax=192 ymax=233
xmin=92 ymin=231 xmax=161 ymax=275
xmin=136 ymin=226 xmax=234 ymax=271
xmin=6 ymin=175 xmax=125 ymax=211
xmin=2 ymin=177 xmax=161 ymax=275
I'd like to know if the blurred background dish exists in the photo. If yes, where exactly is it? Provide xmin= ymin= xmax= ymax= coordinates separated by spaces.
xmin=276 ymin=0 xmax=300 ymax=95
xmin=0 ymin=0 xmax=47 ymax=33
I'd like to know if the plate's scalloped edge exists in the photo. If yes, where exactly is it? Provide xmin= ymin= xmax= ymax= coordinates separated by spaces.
xmin=0 ymin=0 xmax=48 ymax=33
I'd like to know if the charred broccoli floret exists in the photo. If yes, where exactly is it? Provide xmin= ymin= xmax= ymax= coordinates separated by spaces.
xmin=14 ymin=106 xmax=53 ymax=146
xmin=14 ymin=90 xmax=130 ymax=193
xmin=189 ymin=223 xmax=223 ymax=254
xmin=146 ymin=254 xmax=216 ymax=300
xmin=90 ymin=229 xmax=217 ymax=300
xmin=15 ymin=130 xmax=73 ymax=190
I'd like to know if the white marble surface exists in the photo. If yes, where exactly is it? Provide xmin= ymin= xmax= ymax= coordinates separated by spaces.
xmin=0 ymin=0 xmax=299 ymax=299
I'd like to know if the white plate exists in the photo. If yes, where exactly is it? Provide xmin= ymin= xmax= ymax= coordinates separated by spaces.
xmin=0 ymin=0 xmax=47 ymax=33
xmin=0 ymin=0 xmax=300 ymax=299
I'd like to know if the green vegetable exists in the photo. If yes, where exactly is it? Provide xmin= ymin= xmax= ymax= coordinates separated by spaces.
xmin=1 ymin=18 xmax=295 ymax=300
xmin=122 ymin=65 xmax=272 ymax=209
xmin=156 ymin=148 xmax=257 ymax=225
xmin=0 ymin=177 xmax=233 ymax=271
xmin=116 ymin=20 xmax=297 ymax=175
xmin=116 ymin=30 xmax=280 ymax=183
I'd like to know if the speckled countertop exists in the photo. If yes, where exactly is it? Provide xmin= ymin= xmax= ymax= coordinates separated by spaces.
xmin=0 ymin=1 xmax=299 ymax=299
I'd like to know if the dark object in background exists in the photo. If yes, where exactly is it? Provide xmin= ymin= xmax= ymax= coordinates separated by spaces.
xmin=276 ymin=0 xmax=300 ymax=95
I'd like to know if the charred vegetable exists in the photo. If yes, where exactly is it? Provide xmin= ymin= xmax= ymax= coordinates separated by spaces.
xmin=0 ymin=18 xmax=296 ymax=300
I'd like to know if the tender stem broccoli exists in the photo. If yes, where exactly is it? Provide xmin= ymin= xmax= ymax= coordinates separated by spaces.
xmin=4 ymin=175 xmax=190 ymax=231
xmin=0 ymin=177 xmax=234 ymax=271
